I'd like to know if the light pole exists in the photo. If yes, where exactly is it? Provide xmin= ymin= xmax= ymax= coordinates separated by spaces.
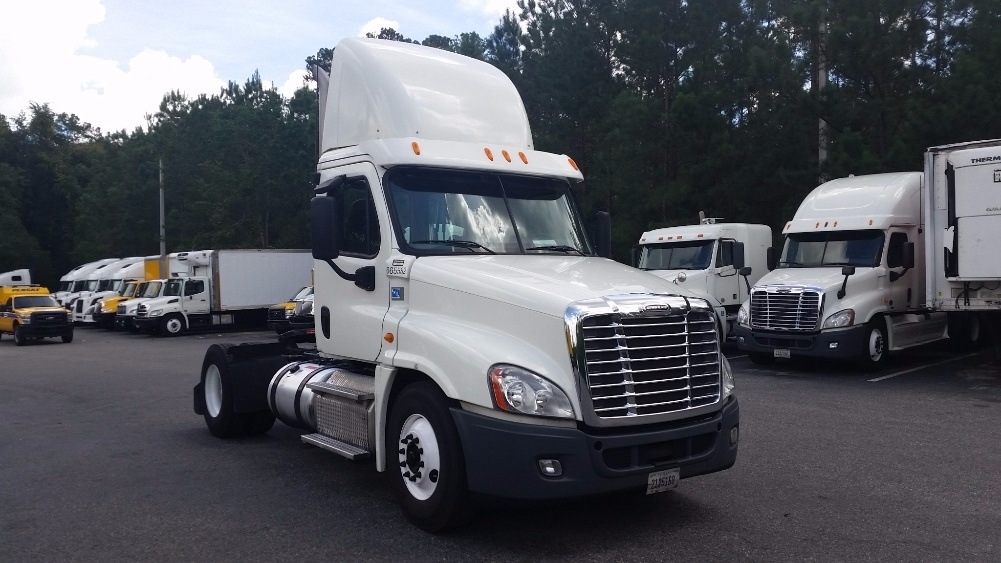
xmin=159 ymin=157 xmax=166 ymax=276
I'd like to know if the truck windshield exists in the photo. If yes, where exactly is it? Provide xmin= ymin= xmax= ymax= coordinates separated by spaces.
xmin=163 ymin=279 xmax=183 ymax=296
xmin=780 ymin=230 xmax=885 ymax=268
xmin=58 ymin=281 xmax=71 ymax=292
xmin=120 ymin=282 xmax=138 ymax=297
xmin=84 ymin=280 xmax=100 ymax=291
xmin=13 ymin=296 xmax=60 ymax=308
xmin=385 ymin=167 xmax=591 ymax=255
xmin=71 ymin=280 xmax=87 ymax=292
xmin=638 ymin=240 xmax=715 ymax=270
xmin=142 ymin=282 xmax=162 ymax=298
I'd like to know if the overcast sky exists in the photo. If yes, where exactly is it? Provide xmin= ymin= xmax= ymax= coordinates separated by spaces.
xmin=0 ymin=0 xmax=519 ymax=134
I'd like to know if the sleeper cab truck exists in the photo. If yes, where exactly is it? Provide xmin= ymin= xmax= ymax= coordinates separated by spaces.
xmin=192 ymin=38 xmax=739 ymax=532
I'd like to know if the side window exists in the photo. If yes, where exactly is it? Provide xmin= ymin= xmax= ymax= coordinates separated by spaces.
xmin=716 ymin=240 xmax=734 ymax=267
xmin=339 ymin=182 xmax=381 ymax=257
xmin=886 ymin=232 xmax=908 ymax=267
xmin=184 ymin=280 xmax=205 ymax=296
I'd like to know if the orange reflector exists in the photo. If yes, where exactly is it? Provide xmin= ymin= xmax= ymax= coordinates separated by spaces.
xmin=834 ymin=221 xmax=838 ymax=227
xmin=502 ymin=150 xmax=511 ymax=162
xmin=869 ymin=219 xmax=873 ymax=225
xmin=484 ymin=148 xmax=494 ymax=161
xmin=815 ymin=222 xmax=820 ymax=228
xmin=697 ymin=234 xmax=704 ymax=237
xmin=785 ymin=223 xmax=791 ymax=230
xmin=411 ymin=142 xmax=421 ymax=155
xmin=518 ymin=152 xmax=528 ymax=164
xmin=677 ymin=236 xmax=683 ymax=239
xmin=384 ymin=333 xmax=395 ymax=343
xmin=658 ymin=237 xmax=664 ymax=241
xmin=824 ymin=221 xmax=828 ymax=227
xmin=568 ymin=157 xmax=579 ymax=170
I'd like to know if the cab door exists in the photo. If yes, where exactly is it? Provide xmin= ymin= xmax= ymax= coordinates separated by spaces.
xmin=714 ymin=239 xmax=741 ymax=312
xmin=314 ymin=162 xmax=391 ymax=361
xmin=182 ymin=278 xmax=210 ymax=315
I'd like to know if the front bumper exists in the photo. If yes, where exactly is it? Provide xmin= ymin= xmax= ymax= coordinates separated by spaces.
xmin=451 ymin=397 xmax=739 ymax=500
xmin=116 ymin=315 xmax=137 ymax=330
xmin=19 ymin=324 xmax=73 ymax=339
xmin=734 ymin=324 xmax=867 ymax=359
xmin=134 ymin=316 xmax=160 ymax=332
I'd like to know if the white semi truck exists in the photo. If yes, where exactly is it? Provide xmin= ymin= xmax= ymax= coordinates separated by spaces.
xmin=68 ymin=257 xmax=144 ymax=323
xmin=192 ymin=38 xmax=739 ymax=532
xmin=53 ymin=258 xmax=120 ymax=306
xmin=924 ymin=139 xmax=1001 ymax=342
xmin=636 ymin=218 xmax=772 ymax=338
xmin=733 ymin=171 xmax=983 ymax=369
xmin=135 ymin=249 xmax=312 ymax=336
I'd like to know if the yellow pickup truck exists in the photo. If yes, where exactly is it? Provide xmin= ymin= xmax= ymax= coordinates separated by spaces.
xmin=0 ymin=285 xmax=74 ymax=346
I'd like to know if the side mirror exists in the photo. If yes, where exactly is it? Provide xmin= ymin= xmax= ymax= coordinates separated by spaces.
xmin=766 ymin=247 xmax=776 ymax=271
xmin=901 ymin=241 xmax=915 ymax=269
xmin=594 ymin=211 xmax=611 ymax=258
xmin=739 ymin=266 xmax=752 ymax=277
xmin=630 ymin=245 xmax=640 ymax=268
xmin=311 ymin=195 xmax=341 ymax=260
xmin=841 ymin=265 xmax=856 ymax=277
xmin=732 ymin=242 xmax=746 ymax=270
xmin=837 ymin=266 xmax=855 ymax=299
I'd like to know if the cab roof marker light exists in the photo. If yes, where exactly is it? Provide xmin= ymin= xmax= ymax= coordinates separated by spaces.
xmin=502 ymin=150 xmax=512 ymax=162
xmin=568 ymin=157 xmax=579 ymax=170
xmin=484 ymin=148 xmax=494 ymax=161
xmin=411 ymin=142 xmax=421 ymax=155
xmin=518 ymin=151 xmax=528 ymax=164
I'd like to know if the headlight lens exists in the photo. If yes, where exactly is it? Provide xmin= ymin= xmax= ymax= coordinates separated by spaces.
xmin=721 ymin=355 xmax=735 ymax=399
xmin=148 ymin=309 xmax=163 ymax=317
xmin=736 ymin=303 xmax=749 ymax=327
xmin=19 ymin=314 xmax=32 ymax=324
xmin=823 ymin=309 xmax=855 ymax=329
xmin=488 ymin=365 xmax=574 ymax=419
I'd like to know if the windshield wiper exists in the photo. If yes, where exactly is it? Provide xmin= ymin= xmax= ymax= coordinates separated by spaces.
xmin=525 ymin=245 xmax=583 ymax=255
xmin=411 ymin=240 xmax=496 ymax=254
xmin=779 ymin=260 xmax=804 ymax=267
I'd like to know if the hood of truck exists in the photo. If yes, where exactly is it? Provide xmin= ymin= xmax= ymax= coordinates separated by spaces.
xmin=755 ymin=267 xmax=864 ymax=292
xmin=409 ymin=255 xmax=704 ymax=317
xmin=645 ymin=268 xmax=711 ymax=296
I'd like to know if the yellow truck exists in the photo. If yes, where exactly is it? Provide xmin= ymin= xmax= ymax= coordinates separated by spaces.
xmin=266 ymin=285 xmax=313 ymax=333
xmin=93 ymin=279 xmax=145 ymax=329
xmin=0 ymin=285 xmax=74 ymax=346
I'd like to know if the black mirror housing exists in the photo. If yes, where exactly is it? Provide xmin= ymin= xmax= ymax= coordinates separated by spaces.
xmin=630 ymin=246 xmax=640 ymax=268
xmin=901 ymin=241 xmax=915 ymax=269
xmin=842 ymin=265 xmax=856 ymax=276
xmin=311 ymin=196 xmax=340 ymax=260
xmin=733 ymin=242 xmax=746 ymax=270
xmin=766 ymin=247 xmax=776 ymax=271
xmin=739 ymin=266 xmax=752 ymax=277
xmin=594 ymin=211 xmax=612 ymax=258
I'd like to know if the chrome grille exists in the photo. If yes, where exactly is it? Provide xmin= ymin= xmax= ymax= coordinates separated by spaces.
xmin=749 ymin=287 xmax=821 ymax=332
xmin=31 ymin=312 xmax=69 ymax=327
xmin=117 ymin=304 xmax=127 ymax=315
xmin=136 ymin=304 xmax=148 ymax=318
xmin=579 ymin=309 xmax=720 ymax=420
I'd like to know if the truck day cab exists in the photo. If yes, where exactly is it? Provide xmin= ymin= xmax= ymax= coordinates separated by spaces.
xmin=733 ymin=171 xmax=980 ymax=369
xmin=636 ymin=218 xmax=772 ymax=337
xmin=192 ymin=38 xmax=739 ymax=532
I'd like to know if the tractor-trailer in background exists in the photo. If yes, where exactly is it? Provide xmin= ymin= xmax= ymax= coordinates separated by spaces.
xmin=135 ymin=249 xmax=312 ymax=336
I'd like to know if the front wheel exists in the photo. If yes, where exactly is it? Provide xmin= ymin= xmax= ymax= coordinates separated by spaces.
xmin=14 ymin=324 xmax=27 ymax=346
xmin=387 ymin=382 xmax=471 ymax=533
xmin=859 ymin=317 xmax=889 ymax=371
xmin=61 ymin=331 xmax=74 ymax=343
xmin=161 ymin=314 xmax=186 ymax=336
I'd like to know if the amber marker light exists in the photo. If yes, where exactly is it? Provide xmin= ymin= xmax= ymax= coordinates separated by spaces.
xmin=568 ymin=157 xmax=579 ymax=170
xmin=519 ymin=151 xmax=528 ymax=164
xmin=384 ymin=333 xmax=395 ymax=343
xmin=502 ymin=150 xmax=511 ymax=162
xmin=484 ymin=148 xmax=494 ymax=161
xmin=411 ymin=142 xmax=421 ymax=155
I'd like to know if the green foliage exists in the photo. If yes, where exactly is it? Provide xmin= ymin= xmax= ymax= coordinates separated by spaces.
xmin=3 ymin=1 xmax=1001 ymax=282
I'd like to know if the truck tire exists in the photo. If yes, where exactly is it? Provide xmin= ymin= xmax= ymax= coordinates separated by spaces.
xmin=62 ymin=331 xmax=74 ymax=343
xmin=201 ymin=344 xmax=245 ymax=438
xmin=387 ymin=382 xmax=471 ymax=533
xmin=161 ymin=314 xmax=186 ymax=337
xmin=948 ymin=312 xmax=982 ymax=351
xmin=859 ymin=317 xmax=889 ymax=371
xmin=14 ymin=324 xmax=27 ymax=346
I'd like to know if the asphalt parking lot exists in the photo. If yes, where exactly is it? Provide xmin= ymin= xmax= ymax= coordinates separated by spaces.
xmin=2 ymin=327 xmax=1000 ymax=561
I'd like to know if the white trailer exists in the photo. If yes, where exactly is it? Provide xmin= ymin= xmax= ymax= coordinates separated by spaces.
xmin=924 ymin=139 xmax=1001 ymax=343
xmin=135 ymin=249 xmax=312 ymax=335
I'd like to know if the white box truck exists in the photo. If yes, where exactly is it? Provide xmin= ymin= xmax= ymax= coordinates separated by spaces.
xmin=192 ymin=38 xmax=739 ymax=532
xmin=135 ymin=249 xmax=312 ymax=336
xmin=924 ymin=139 xmax=1001 ymax=342
xmin=732 ymin=171 xmax=987 ymax=369
xmin=635 ymin=217 xmax=772 ymax=338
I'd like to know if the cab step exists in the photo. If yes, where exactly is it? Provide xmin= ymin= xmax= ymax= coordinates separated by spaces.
xmin=301 ymin=433 xmax=371 ymax=460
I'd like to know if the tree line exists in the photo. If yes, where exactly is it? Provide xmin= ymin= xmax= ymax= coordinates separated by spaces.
xmin=2 ymin=0 xmax=1000 ymax=288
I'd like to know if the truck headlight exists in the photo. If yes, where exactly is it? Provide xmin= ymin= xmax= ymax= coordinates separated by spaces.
xmin=823 ymin=309 xmax=855 ymax=329
xmin=148 ymin=309 xmax=163 ymax=317
xmin=736 ymin=303 xmax=749 ymax=327
xmin=488 ymin=365 xmax=574 ymax=419
xmin=19 ymin=314 xmax=31 ymax=324
xmin=721 ymin=355 xmax=735 ymax=399
xmin=285 ymin=308 xmax=294 ymax=318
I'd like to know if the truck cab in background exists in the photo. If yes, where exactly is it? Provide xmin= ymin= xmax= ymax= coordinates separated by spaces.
xmin=116 ymin=279 xmax=166 ymax=331
xmin=71 ymin=258 xmax=144 ymax=323
xmin=732 ymin=172 xmax=973 ymax=369
xmin=636 ymin=218 xmax=771 ymax=338
xmin=53 ymin=258 xmax=121 ymax=307
xmin=0 ymin=269 xmax=31 ymax=285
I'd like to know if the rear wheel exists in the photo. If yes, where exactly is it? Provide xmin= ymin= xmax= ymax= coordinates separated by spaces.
xmin=387 ymin=382 xmax=471 ymax=533
xmin=13 ymin=324 xmax=27 ymax=346
xmin=949 ymin=312 xmax=982 ymax=351
xmin=200 ymin=344 xmax=275 ymax=438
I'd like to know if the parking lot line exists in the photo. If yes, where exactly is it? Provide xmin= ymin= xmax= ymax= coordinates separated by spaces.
xmin=868 ymin=352 xmax=981 ymax=382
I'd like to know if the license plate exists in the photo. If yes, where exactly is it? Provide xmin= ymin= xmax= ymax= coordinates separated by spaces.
xmin=646 ymin=468 xmax=680 ymax=494
xmin=774 ymin=348 xmax=791 ymax=359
